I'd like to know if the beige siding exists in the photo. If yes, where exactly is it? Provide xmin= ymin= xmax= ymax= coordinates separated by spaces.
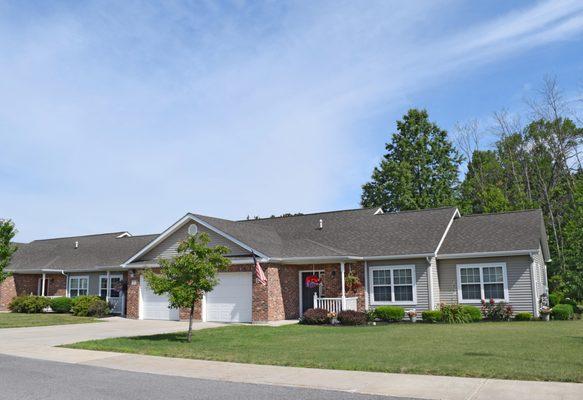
xmin=437 ymin=255 xmax=535 ymax=314
xmin=138 ymin=222 xmax=248 ymax=261
xmin=367 ymin=258 xmax=430 ymax=311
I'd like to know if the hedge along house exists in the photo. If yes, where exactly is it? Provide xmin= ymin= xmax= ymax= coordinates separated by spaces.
xmin=1 ymin=207 xmax=550 ymax=322
xmin=0 ymin=232 xmax=157 ymax=315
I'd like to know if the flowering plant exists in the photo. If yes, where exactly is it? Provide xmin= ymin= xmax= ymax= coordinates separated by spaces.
xmin=305 ymin=275 xmax=321 ymax=288
xmin=539 ymin=306 xmax=552 ymax=314
xmin=481 ymin=298 xmax=513 ymax=321
xmin=406 ymin=309 xmax=417 ymax=318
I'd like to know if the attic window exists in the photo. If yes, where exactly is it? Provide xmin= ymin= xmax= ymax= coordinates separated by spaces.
xmin=188 ymin=224 xmax=198 ymax=235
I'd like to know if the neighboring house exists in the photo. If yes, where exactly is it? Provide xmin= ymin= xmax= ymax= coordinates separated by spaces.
xmin=0 ymin=207 xmax=550 ymax=323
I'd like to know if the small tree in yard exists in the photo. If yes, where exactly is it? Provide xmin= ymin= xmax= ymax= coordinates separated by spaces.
xmin=0 ymin=219 xmax=17 ymax=284
xmin=144 ymin=232 xmax=231 ymax=342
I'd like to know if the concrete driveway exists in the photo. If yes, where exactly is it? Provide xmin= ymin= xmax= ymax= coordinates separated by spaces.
xmin=0 ymin=317 xmax=222 ymax=362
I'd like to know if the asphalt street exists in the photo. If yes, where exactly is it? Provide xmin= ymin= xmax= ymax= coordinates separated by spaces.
xmin=0 ymin=354 xmax=415 ymax=400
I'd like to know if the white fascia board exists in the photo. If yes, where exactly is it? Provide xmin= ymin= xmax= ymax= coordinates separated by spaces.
xmin=374 ymin=207 xmax=384 ymax=215
xmin=434 ymin=208 xmax=460 ymax=255
xmin=122 ymin=213 xmax=268 ymax=267
xmin=362 ymin=253 xmax=435 ymax=260
xmin=271 ymin=256 xmax=362 ymax=264
xmin=437 ymin=249 xmax=539 ymax=259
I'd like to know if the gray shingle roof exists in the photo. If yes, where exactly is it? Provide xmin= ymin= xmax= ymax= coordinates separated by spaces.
xmin=194 ymin=207 xmax=458 ymax=258
xmin=438 ymin=209 xmax=549 ymax=258
xmin=9 ymin=232 xmax=158 ymax=272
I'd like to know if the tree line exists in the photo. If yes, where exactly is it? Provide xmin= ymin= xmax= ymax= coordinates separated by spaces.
xmin=362 ymin=77 xmax=582 ymax=300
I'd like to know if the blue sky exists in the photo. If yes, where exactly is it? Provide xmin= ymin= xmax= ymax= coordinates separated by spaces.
xmin=1 ymin=0 xmax=583 ymax=241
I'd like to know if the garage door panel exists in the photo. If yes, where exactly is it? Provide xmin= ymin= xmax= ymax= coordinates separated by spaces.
xmin=206 ymin=272 xmax=252 ymax=323
xmin=140 ymin=276 xmax=180 ymax=321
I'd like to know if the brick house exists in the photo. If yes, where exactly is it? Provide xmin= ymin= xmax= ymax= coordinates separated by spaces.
xmin=1 ymin=207 xmax=550 ymax=322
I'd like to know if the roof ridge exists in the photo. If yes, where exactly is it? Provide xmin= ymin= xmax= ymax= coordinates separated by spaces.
xmin=237 ymin=207 xmax=380 ymax=222
xmin=460 ymin=208 xmax=542 ymax=218
xmin=376 ymin=206 xmax=457 ymax=216
xmin=31 ymin=231 xmax=130 ymax=242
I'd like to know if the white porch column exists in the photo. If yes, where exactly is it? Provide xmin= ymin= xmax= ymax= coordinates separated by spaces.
xmin=41 ymin=272 xmax=46 ymax=296
xmin=106 ymin=270 xmax=111 ymax=302
xmin=340 ymin=262 xmax=346 ymax=310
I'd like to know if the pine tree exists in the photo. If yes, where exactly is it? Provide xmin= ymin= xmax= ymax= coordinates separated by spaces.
xmin=361 ymin=109 xmax=463 ymax=211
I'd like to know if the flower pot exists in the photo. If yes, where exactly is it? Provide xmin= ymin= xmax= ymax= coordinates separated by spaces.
xmin=410 ymin=316 xmax=417 ymax=323
xmin=541 ymin=314 xmax=550 ymax=321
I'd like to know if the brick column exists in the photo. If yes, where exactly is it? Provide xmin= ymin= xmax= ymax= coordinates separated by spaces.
xmin=125 ymin=270 xmax=141 ymax=319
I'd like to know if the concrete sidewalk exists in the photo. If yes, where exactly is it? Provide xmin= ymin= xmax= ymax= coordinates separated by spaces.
xmin=0 ymin=318 xmax=581 ymax=400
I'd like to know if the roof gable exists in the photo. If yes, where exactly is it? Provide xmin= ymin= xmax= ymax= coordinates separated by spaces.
xmin=438 ymin=209 xmax=547 ymax=257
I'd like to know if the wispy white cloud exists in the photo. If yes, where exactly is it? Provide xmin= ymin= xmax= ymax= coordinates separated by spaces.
xmin=1 ymin=0 xmax=582 ymax=240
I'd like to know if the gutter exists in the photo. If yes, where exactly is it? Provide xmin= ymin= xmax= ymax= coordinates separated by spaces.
xmin=437 ymin=249 xmax=539 ymax=259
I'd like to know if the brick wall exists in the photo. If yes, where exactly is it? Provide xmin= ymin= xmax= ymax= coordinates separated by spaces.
xmin=0 ymin=273 xmax=67 ymax=311
xmin=122 ymin=262 xmax=366 ymax=322
xmin=125 ymin=270 xmax=141 ymax=319
xmin=0 ymin=276 xmax=17 ymax=311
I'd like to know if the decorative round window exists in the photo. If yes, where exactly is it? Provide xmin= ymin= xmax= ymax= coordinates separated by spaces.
xmin=187 ymin=224 xmax=198 ymax=235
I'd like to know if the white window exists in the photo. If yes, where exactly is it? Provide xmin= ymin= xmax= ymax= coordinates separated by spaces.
xmin=100 ymin=275 xmax=122 ymax=300
xmin=457 ymin=263 xmax=508 ymax=303
xmin=69 ymin=276 xmax=89 ymax=298
xmin=369 ymin=265 xmax=416 ymax=305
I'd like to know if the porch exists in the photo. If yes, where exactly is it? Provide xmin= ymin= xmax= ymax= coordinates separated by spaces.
xmin=297 ymin=261 xmax=364 ymax=316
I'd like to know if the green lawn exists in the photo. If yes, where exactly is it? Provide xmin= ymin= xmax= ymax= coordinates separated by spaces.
xmin=0 ymin=313 xmax=98 ymax=328
xmin=65 ymin=320 xmax=583 ymax=382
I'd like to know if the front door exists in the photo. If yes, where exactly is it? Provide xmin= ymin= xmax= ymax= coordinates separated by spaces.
xmin=301 ymin=271 xmax=322 ymax=315
xmin=100 ymin=275 xmax=124 ymax=315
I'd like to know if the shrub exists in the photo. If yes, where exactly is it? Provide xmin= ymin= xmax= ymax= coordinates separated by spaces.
xmin=440 ymin=304 xmax=471 ymax=324
xmin=299 ymin=308 xmax=331 ymax=325
xmin=552 ymin=304 xmax=574 ymax=320
xmin=421 ymin=310 xmax=442 ymax=323
xmin=481 ymin=299 xmax=513 ymax=321
xmin=365 ymin=309 xmax=377 ymax=322
xmin=50 ymin=297 xmax=73 ymax=313
xmin=548 ymin=292 xmax=563 ymax=307
xmin=374 ymin=306 xmax=405 ymax=322
xmin=71 ymin=296 xmax=110 ymax=317
xmin=575 ymin=305 xmax=583 ymax=315
xmin=337 ymin=310 xmax=367 ymax=326
xmin=514 ymin=312 xmax=532 ymax=321
xmin=8 ymin=295 xmax=50 ymax=313
xmin=461 ymin=305 xmax=482 ymax=322
xmin=560 ymin=298 xmax=578 ymax=309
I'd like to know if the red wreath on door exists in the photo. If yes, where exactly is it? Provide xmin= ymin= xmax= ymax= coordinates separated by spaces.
xmin=305 ymin=275 xmax=321 ymax=288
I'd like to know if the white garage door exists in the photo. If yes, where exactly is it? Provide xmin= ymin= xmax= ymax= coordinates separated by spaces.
xmin=206 ymin=272 xmax=252 ymax=323
xmin=140 ymin=275 xmax=180 ymax=321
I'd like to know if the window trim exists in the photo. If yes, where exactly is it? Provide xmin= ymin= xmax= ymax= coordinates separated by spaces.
xmin=99 ymin=274 xmax=123 ymax=299
xmin=456 ymin=263 xmax=509 ymax=303
xmin=369 ymin=265 xmax=417 ymax=306
xmin=68 ymin=276 xmax=89 ymax=298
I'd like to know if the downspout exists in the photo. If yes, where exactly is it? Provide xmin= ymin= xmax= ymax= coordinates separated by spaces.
xmin=364 ymin=260 xmax=369 ymax=310
xmin=426 ymin=257 xmax=435 ymax=310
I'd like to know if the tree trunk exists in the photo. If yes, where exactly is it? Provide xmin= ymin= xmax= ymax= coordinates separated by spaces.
xmin=187 ymin=299 xmax=195 ymax=343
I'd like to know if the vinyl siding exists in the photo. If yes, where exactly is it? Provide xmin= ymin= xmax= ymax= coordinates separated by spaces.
xmin=67 ymin=271 xmax=125 ymax=296
xmin=138 ymin=222 xmax=248 ymax=261
xmin=367 ymin=258 xmax=430 ymax=311
xmin=437 ymin=255 xmax=535 ymax=314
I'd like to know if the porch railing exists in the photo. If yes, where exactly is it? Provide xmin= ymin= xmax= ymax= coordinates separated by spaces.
xmin=313 ymin=293 xmax=358 ymax=313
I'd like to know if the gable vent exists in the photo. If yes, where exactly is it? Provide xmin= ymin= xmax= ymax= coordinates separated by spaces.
xmin=188 ymin=224 xmax=198 ymax=235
